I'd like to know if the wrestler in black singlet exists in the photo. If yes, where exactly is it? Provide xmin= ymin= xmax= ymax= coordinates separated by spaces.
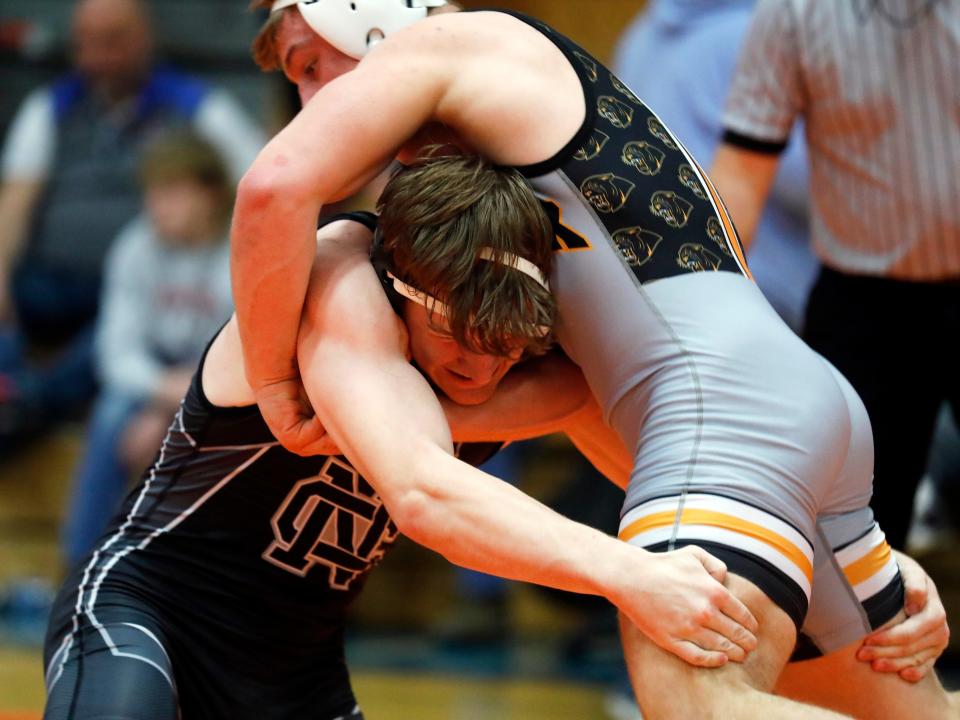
xmin=43 ymin=214 xmax=503 ymax=720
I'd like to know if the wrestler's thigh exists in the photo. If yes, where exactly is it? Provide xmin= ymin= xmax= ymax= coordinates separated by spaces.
xmin=777 ymin=611 xmax=956 ymax=720
xmin=45 ymin=621 xmax=178 ymax=720
xmin=619 ymin=573 xmax=800 ymax=720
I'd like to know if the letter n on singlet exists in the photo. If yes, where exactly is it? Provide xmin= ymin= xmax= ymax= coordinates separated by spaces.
xmin=262 ymin=457 xmax=398 ymax=589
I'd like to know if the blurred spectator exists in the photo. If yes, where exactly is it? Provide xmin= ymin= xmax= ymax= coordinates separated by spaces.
xmin=62 ymin=129 xmax=234 ymax=567
xmin=0 ymin=0 xmax=263 ymax=451
xmin=613 ymin=0 xmax=816 ymax=332
xmin=711 ymin=0 xmax=959 ymax=549
xmin=908 ymin=408 xmax=960 ymax=554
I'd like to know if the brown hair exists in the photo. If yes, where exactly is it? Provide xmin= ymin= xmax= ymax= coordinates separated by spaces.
xmin=139 ymin=128 xmax=234 ymax=225
xmin=250 ymin=0 xmax=283 ymax=72
xmin=377 ymin=153 xmax=556 ymax=357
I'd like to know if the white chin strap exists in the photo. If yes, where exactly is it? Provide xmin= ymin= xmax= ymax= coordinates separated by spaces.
xmin=388 ymin=248 xmax=551 ymax=337
xmin=271 ymin=0 xmax=447 ymax=59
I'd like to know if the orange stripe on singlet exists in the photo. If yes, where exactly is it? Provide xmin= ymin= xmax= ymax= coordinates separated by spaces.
xmin=694 ymin=160 xmax=754 ymax=280
xmin=619 ymin=508 xmax=813 ymax=582
xmin=843 ymin=541 xmax=893 ymax=587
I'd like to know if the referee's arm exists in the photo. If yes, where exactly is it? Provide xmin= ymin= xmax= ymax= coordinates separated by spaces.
xmin=710 ymin=0 xmax=805 ymax=252
xmin=709 ymin=141 xmax=780 ymax=253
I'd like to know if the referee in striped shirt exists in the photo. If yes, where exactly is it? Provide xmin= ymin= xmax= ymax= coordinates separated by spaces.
xmin=710 ymin=0 xmax=959 ymax=551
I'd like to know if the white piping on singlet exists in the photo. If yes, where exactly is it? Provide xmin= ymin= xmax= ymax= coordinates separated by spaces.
xmin=199 ymin=441 xmax=280 ymax=452
xmin=48 ymin=405 xmax=271 ymax=692
xmin=178 ymin=407 xmax=197 ymax=448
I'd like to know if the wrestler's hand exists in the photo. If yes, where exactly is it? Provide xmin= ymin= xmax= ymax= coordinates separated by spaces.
xmin=623 ymin=545 xmax=760 ymax=668
xmin=255 ymin=375 xmax=339 ymax=456
xmin=856 ymin=551 xmax=950 ymax=682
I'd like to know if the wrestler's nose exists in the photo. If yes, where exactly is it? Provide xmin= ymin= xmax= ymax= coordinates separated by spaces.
xmin=457 ymin=351 xmax=502 ymax=385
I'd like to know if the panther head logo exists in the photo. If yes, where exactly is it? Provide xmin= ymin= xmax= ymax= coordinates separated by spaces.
xmin=647 ymin=117 xmax=678 ymax=149
xmin=598 ymin=96 xmax=635 ymax=129
xmin=678 ymin=164 xmax=707 ymax=200
xmin=580 ymin=173 xmax=636 ymax=214
xmin=705 ymin=216 xmax=732 ymax=256
xmin=613 ymin=227 xmax=663 ymax=268
xmin=677 ymin=243 xmax=722 ymax=273
xmin=574 ymin=130 xmax=610 ymax=161
xmin=650 ymin=191 xmax=694 ymax=228
xmin=573 ymin=51 xmax=598 ymax=82
xmin=610 ymin=74 xmax=641 ymax=105
xmin=622 ymin=141 xmax=666 ymax=176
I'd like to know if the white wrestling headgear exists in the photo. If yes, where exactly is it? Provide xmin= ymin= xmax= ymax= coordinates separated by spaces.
xmin=271 ymin=0 xmax=447 ymax=59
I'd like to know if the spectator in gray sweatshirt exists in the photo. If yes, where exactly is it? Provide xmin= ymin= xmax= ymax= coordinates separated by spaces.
xmin=63 ymin=129 xmax=233 ymax=566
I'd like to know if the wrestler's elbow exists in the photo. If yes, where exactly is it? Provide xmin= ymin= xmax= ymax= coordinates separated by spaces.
xmin=235 ymin=172 xmax=281 ymax=215
xmin=236 ymin=156 xmax=315 ymax=215
xmin=377 ymin=451 xmax=450 ymax=544
xmin=387 ymin=486 xmax=436 ymax=541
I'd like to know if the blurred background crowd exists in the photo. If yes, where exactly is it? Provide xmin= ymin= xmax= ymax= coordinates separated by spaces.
xmin=0 ymin=1 xmax=957 ymax=717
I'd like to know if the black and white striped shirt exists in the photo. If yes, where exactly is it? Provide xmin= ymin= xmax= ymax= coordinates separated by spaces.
xmin=723 ymin=0 xmax=959 ymax=280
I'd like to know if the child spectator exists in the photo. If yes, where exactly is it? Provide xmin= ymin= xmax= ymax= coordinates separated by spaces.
xmin=62 ymin=129 xmax=234 ymax=567
xmin=0 ymin=0 xmax=263 ymax=452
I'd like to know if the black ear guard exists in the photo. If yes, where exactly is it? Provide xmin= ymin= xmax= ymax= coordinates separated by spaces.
xmin=316 ymin=210 xmax=407 ymax=316
xmin=370 ymin=225 xmax=411 ymax=317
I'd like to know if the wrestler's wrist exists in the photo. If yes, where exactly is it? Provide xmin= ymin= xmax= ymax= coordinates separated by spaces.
xmin=592 ymin=539 xmax=651 ymax=608
xmin=248 ymin=364 xmax=301 ymax=392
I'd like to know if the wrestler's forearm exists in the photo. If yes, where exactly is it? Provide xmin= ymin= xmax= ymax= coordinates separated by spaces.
xmin=397 ymin=440 xmax=640 ymax=600
xmin=231 ymin=170 xmax=321 ymax=388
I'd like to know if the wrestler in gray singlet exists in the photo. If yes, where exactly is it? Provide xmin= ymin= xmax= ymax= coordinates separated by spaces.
xmin=499 ymin=10 xmax=902 ymax=657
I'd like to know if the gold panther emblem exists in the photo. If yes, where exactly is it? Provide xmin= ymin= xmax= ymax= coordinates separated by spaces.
xmin=622 ymin=141 xmax=666 ymax=176
xmin=678 ymin=164 xmax=707 ymax=199
xmin=677 ymin=243 xmax=722 ymax=272
xmin=598 ymin=96 xmax=635 ymax=129
xmin=580 ymin=173 xmax=636 ymax=214
xmin=613 ymin=227 xmax=663 ymax=268
xmin=610 ymin=74 xmax=641 ymax=105
xmin=706 ymin=216 xmax=732 ymax=256
xmin=647 ymin=117 xmax=678 ymax=150
xmin=574 ymin=130 xmax=610 ymax=161
xmin=650 ymin=191 xmax=693 ymax=228
xmin=573 ymin=51 xmax=598 ymax=82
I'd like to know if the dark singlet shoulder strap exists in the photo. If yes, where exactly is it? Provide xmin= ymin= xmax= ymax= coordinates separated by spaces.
xmin=318 ymin=211 xmax=378 ymax=232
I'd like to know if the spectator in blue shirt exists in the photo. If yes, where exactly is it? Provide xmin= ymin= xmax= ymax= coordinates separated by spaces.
xmin=613 ymin=0 xmax=816 ymax=332
xmin=0 ymin=0 xmax=263 ymax=452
